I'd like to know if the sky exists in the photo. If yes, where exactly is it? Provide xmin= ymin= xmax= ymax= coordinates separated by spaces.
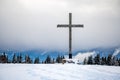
xmin=0 ymin=0 xmax=120 ymax=51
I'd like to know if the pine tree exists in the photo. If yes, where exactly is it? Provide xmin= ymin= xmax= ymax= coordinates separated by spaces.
xmin=45 ymin=55 xmax=51 ymax=63
xmin=62 ymin=56 xmax=65 ymax=59
xmin=104 ymin=57 xmax=107 ymax=65
xmin=60 ymin=56 xmax=63 ymax=63
xmin=114 ymin=58 xmax=119 ymax=66
xmin=87 ymin=56 xmax=93 ymax=64
xmin=25 ymin=55 xmax=27 ymax=63
xmin=56 ymin=55 xmax=61 ymax=63
xmin=6 ymin=55 xmax=8 ymax=63
xmin=34 ymin=57 xmax=40 ymax=64
xmin=107 ymin=54 xmax=112 ymax=65
xmin=119 ymin=58 xmax=120 ymax=66
xmin=112 ymin=56 xmax=116 ymax=65
xmin=94 ymin=54 xmax=100 ymax=65
xmin=101 ymin=57 xmax=105 ymax=65
xmin=19 ymin=53 xmax=22 ymax=63
xmin=12 ymin=54 xmax=17 ymax=63
xmin=52 ymin=58 xmax=55 ymax=64
xmin=83 ymin=58 xmax=87 ymax=65
xmin=0 ymin=54 xmax=1 ymax=63
xmin=25 ymin=55 xmax=32 ymax=63
xmin=17 ymin=55 xmax=20 ymax=63
xmin=3 ymin=52 xmax=7 ymax=63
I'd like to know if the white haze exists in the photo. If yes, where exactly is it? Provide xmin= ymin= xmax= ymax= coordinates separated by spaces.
xmin=0 ymin=0 xmax=120 ymax=50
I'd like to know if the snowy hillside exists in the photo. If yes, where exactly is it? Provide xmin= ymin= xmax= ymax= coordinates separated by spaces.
xmin=0 ymin=64 xmax=120 ymax=80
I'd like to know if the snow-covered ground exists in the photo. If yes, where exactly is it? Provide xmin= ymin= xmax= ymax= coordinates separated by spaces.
xmin=0 ymin=64 xmax=120 ymax=80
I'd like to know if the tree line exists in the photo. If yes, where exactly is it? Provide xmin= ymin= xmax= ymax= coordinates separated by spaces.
xmin=0 ymin=52 xmax=120 ymax=66
xmin=83 ymin=54 xmax=120 ymax=66
xmin=0 ymin=52 xmax=65 ymax=64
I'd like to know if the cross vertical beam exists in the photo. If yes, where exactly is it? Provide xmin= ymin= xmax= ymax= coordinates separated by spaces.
xmin=57 ymin=13 xmax=84 ymax=59
xmin=69 ymin=13 xmax=72 ymax=59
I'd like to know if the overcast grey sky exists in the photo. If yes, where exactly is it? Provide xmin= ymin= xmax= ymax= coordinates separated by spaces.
xmin=0 ymin=0 xmax=120 ymax=50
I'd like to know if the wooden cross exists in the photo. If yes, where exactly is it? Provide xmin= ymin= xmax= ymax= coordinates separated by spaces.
xmin=57 ymin=13 xmax=84 ymax=59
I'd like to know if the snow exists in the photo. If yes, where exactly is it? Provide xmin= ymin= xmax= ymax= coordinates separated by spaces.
xmin=0 ymin=64 xmax=120 ymax=80
xmin=75 ymin=51 xmax=96 ymax=62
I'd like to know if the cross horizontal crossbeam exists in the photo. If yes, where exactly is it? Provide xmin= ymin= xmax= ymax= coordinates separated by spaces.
xmin=57 ymin=24 xmax=84 ymax=27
